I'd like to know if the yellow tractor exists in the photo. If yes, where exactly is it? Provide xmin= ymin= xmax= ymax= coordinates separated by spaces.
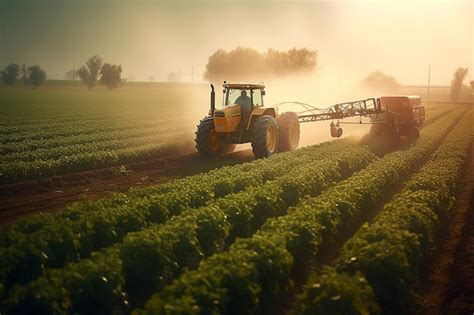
xmin=195 ymin=83 xmax=300 ymax=158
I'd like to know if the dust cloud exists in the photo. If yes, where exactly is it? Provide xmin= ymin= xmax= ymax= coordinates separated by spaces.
xmin=178 ymin=70 xmax=377 ymax=150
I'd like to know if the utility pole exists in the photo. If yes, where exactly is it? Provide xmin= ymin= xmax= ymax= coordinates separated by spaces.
xmin=191 ymin=66 xmax=194 ymax=82
xmin=427 ymin=64 xmax=431 ymax=103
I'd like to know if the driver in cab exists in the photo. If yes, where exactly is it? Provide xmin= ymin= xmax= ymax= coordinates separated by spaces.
xmin=235 ymin=90 xmax=252 ymax=127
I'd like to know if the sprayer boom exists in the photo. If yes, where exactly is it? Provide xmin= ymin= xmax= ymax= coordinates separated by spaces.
xmin=296 ymin=98 xmax=382 ymax=123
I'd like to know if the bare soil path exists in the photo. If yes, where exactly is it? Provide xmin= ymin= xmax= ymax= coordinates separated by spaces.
xmin=419 ymin=144 xmax=474 ymax=314
xmin=0 ymin=149 xmax=254 ymax=224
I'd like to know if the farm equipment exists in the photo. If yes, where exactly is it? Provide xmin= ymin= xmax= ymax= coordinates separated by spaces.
xmin=195 ymin=82 xmax=425 ymax=158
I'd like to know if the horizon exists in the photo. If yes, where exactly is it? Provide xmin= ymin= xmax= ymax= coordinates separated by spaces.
xmin=1 ymin=0 xmax=472 ymax=85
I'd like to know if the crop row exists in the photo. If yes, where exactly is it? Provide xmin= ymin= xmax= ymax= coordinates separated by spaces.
xmin=2 ymin=141 xmax=377 ymax=314
xmin=1 ymin=139 xmax=354 ymax=242
xmin=0 ymin=140 xmax=363 ymax=297
xmin=1 ymin=118 xmax=177 ymax=144
xmin=0 ymin=109 xmax=178 ymax=135
xmin=1 ymin=122 xmax=181 ymax=156
xmin=133 ymin=112 xmax=462 ymax=314
xmin=0 ymin=138 xmax=194 ymax=185
xmin=295 ymin=110 xmax=474 ymax=314
xmin=1 ymin=129 xmax=185 ymax=163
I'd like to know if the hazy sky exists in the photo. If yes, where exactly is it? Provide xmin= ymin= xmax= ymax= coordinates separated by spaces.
xmin=0 ymin=0 xmax=472 ymax=85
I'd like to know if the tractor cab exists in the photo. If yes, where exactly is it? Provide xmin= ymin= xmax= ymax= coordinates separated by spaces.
xmin=223 ymin=83 xmax=265 ymax=108
xmin=213 ymin=83 xmax=269 ymax=133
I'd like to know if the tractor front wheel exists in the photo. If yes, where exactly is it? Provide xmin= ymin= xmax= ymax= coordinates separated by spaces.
xmin=195 ymin=117 xmax=234 ymax=157
xmin=277 ymin=112 xmax=300 ymax=152
xmin=251 ymin=115 xmax=279 ymax=158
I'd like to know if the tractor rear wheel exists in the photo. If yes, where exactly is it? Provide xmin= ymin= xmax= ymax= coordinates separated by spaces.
xmin=195 ymin=117 xmax=234 ymax=157
xmin=251 ymin=115 xmax=279 ymax=158
xmin=277 ymin=112 xmax=300 ymax=152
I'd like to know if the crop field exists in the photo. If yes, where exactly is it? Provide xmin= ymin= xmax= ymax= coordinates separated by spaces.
xmin=0 ymin=82 xmax=455 ymax=186
xmin=0 ymin=83 xmax=211 ymax=185
xmin=1 ymin=100 xmax=473 ymax=314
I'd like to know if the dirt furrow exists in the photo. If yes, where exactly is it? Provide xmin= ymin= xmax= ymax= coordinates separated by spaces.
xmin=418 ymin=144 xmax=474 ymax=314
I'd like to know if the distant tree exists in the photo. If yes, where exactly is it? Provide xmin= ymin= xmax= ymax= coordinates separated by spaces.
xmin=27 ymin=65 xmax=47 ymax=87
xmin=470 ymin=80 xmax=474 ymax=91
xmin=286 ymin=48 xmax=318 ymax=72
xmin=99 ymin=63 xmax=123 ymax=89
xmin=450 ymin=68 xmax=468 ymax=102
xmin=65 ymin=69 xmax=78 ymax=81
xmin=1 ymin=63 xmax=20 ymax=85
xmin=20 ymin=65 xmax=29 ymax=85
xmin=362 ymin=71 xmax=400 ymax=92
xmin=77 ymin=55 xmax=103 ymax=88
xmin=204 ymin=47 xmax=317 ymax=82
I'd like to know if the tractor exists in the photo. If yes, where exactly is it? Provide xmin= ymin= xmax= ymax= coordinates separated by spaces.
xmin=195 ymin=83 xmax=300 ymax=158
xmin=195 ymin=82 xmax=425 ymax=158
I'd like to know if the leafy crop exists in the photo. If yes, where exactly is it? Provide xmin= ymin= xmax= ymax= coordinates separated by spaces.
xmin=2 ymin=141 xmax=375 ymax=314
xmin=295 ymin=110 xmax=473 ymax=314
xmin=136 ymin=112 xmax=463 ymax=314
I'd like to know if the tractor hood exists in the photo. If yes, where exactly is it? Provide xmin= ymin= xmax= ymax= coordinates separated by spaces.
xmin=214 ymin=104 xmax=241 ymax=118
xmin=213 ymin=104 xmax=242 ymax=133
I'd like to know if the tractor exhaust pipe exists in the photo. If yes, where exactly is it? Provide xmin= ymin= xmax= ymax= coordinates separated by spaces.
xmin=210 ymin=84 xmax=215 ymax=115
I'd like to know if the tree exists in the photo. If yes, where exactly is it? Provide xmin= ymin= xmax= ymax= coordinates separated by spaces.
xmin=99 ymin=63 xmax=123 ymax=89
xmin=362 ymin=71 xmax=400 ymax=93
xmin=77 ymin=55 xmax=103 ymax=88
xmin=450 ymin=68 xmax=468 ymax=102
xmin=65 ymin=69 xmax=77 ymax=81
xmin=286 ymin=48 xmax=318 ymax=73
xmin=27 ymin=65 xmax=47 ymax=87
xmin=470 ymin=80 xmax=474 ymax=91
xmin=1 ymin=63 xmax=20 ymax=85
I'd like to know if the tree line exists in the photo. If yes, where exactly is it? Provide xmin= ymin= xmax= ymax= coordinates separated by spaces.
xmin=1 ymin=55 xmax=124 ymax=89
xmin=67 ymin=55 xmax=125 ymax=89
xmin=1 ymin=64 xmax=47 ymax=87
xmin=204 ymin=47 xmax=318 ymax=82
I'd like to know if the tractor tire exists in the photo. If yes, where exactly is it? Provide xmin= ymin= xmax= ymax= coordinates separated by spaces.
xmin=277 ymin=112 xmax=300 ymax=152
xmin=251 ymin=115 xmax=279 ymax=158
xmin=195 ymin=117 xmax=233 ymax=157
xmin=408 ymin=127 xmax=420 ymax=142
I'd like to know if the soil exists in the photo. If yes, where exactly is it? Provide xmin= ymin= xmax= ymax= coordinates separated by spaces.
xmin=0 ymin=148 xmax=254 ymax=224
xmin=418 ymin=144 xmax=474 ymax=315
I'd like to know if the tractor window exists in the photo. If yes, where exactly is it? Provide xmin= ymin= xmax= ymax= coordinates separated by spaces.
xmin=225 ymin=88 xmax=251 ymax=106
xmin=252 ymin=89 xmax=263 ymax=107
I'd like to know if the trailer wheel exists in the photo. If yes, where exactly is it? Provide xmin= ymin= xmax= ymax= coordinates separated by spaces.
xmin=369 ymin=123 xmax=386 ymax=136
xmin=251 ymin=115 xmax=279 ymax=158
xmin=408 ymin=127 xmax=420 ymax=142
xmin=277 ymin=112 xmax=300 ymax=152
xmin=195 ymin=117 xmax=232 ymax=157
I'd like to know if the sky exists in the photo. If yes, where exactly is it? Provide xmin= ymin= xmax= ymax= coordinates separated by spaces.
xmin=0 ymin=0 xmax=472 ymax=85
